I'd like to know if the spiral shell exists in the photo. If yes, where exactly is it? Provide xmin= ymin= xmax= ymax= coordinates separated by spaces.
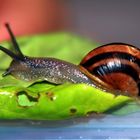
xmin=80 ymin=43 xmax=140 ymax=96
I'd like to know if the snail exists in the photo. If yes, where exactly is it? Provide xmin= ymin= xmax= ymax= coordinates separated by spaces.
xmin=0 ymin=24 xmax=140 ymax=97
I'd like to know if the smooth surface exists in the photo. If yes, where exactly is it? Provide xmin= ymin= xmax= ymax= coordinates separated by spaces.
xmin=0 ymin=111 xmax=140 ymax=139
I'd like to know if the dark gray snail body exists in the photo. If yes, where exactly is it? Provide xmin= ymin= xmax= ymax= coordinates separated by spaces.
xmin=1 ymin=24 xmax=99 ymax=88
xmin=7 ymin=56 xmax=95 ymax=86
xmin=0 ymin=24 xmax=140 ymax=97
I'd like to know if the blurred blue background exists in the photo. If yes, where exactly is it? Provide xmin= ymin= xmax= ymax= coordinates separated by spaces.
xmin=0 ymin=111 xmax=140 ymax=139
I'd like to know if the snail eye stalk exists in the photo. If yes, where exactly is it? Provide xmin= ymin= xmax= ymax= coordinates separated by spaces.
xmin=0 ymin=45 xmax=20 ymax=60
xmin=5 ymin=23 xmax=24 ymax=59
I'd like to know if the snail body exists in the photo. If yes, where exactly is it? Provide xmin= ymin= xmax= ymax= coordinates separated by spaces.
xmin=1 ymin=24 xmax=99 ymax=88
xmin=7 ymin=56 xmax=95 ymax=86
xmin=0 ymin=24 xmax=140 ymax=96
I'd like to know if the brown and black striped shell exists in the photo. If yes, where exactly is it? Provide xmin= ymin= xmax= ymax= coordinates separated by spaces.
xmin=80 ymin=43 xmax=140 ymax=96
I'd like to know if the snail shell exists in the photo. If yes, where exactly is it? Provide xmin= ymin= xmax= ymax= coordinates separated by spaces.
xmin=80 ymin=43 xmax=140 ymax=96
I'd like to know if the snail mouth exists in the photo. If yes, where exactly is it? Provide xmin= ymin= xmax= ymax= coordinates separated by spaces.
xmin=2 ymin=69 xmax=11 ymax=77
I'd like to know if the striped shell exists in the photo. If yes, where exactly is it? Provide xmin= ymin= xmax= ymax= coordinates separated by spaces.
xmin=80 ymin=43 xmax=140 ymax=96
